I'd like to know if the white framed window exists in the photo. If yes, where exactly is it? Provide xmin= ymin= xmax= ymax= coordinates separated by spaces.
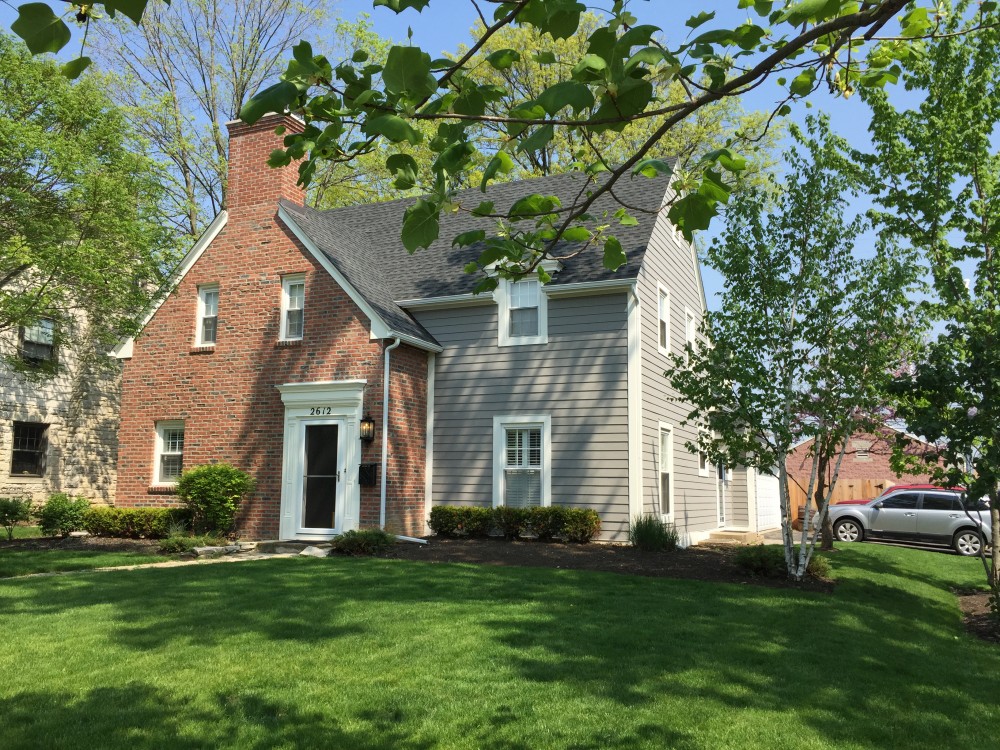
xmin=20 ymin=319 xmax=56 ymax=364
xmin=698 ymin=426 xmax=711 ymax=477
xmin=281 ymin=274 xmax=306 ymax=341
xmin=685 ymin=308 xmax=697 ymax=366
xmin=657 ymin=284 xmax=670 ymax=355
xmin=658 ymin=423 xmax=674 ymax=520
xmin=492 ymin=414 xmax=552 ymax=507
xmin=196 ymin=285 xmax=219 ymax=346
xmin=154 ymin=421 xmax=185 ymax=485
xmin=496 ymin=278 xmax=548 ymax=346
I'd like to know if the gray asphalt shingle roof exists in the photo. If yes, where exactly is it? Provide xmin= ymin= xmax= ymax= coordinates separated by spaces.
xmin=279 ymin=168 xmax=673 ymax=347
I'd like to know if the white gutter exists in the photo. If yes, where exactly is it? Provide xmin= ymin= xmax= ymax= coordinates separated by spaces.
xmin=380 ymin=337 xmax=401 ymax=529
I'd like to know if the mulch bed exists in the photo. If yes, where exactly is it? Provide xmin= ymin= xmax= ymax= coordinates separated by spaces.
xmin=386 ymin=537 xmax=835 ymax=592
xmin=956 ymin=589 xmax=1000 ymax=644
xmin=0 ymin=535 xmax=162 ymax=554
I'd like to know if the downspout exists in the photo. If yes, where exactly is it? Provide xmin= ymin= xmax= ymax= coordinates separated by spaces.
xmin=380 ymin=337 xmax=401 ymax=530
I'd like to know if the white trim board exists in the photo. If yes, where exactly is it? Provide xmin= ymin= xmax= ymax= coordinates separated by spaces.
xmin=626 ymin=288 xmax=643 ymax=526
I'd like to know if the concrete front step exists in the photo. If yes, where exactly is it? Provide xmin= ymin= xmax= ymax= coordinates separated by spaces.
xmin=705 ymin=530 xmax=765 ymax=545
xmin=255 ymin=540 xmax=333 ymax=555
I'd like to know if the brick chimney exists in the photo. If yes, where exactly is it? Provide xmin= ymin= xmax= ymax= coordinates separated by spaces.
xmin=226 ymin=113 xmax=306 ymax=213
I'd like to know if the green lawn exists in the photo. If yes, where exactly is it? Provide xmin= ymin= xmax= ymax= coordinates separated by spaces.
xmin=0 ymin=548 xmax=169 ymax=578
xmin=0 ymin=544 xmax=997 ymax=749
xmin=6 ymin=525 xmax=42 ymax=540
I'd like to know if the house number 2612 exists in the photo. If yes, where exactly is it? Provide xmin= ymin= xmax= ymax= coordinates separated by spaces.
xmin=309 ymin=407 xmax=333 ymax=415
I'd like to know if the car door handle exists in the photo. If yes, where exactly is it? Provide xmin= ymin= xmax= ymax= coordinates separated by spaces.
xmin=949 ymin=514 xmax=961 ymax=518
xmin=904 ymin=513 xmax=916 ymax=517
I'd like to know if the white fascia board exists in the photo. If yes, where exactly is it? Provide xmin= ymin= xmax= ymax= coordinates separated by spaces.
xmin=112 ymin=211 xmax=229 ymax=359
xmin=547 ymin=278 xmax=636 ymax=298
xmin=396 ymin=293 xmax=492 ymax=310
xmin=278 ymin=205 xmax=441 ymax=353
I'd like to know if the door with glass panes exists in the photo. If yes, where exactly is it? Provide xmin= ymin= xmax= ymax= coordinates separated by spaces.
xmin=298 ymin=420 xmax=345 ymax=533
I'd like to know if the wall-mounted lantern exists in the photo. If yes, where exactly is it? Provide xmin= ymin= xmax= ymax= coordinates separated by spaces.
xmin=359 ymin=413 xmax=375 ymax=443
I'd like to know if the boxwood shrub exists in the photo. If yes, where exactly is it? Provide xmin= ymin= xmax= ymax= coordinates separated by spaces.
xmin=35 ymin=493 xmax=90 ymax=537
xmin=428 ymin=505 xmax=600 ymax=543
xmin=83 ymin=507 xmax=191 ymax=539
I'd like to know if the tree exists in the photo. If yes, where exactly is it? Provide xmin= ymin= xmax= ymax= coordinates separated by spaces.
xmin=862 ymin=1 xmax=1000 ymax=614
xmin=89 ymin=0 xmax=329 ymax=237
xmin=11 ymin=1 xmax=991 ymax=281
xmin=668 ymin=117 xmax=922 ymax=580
xmin=0 ymin=33 xmax=179 ymax=365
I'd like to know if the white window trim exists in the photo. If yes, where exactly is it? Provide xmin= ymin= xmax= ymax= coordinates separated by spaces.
xmin=496 ymin=278 xmax=548 ymax=347
xmin=492 ymin=414 xmax=552 ymax=508
xmin=658 ymin=421 xmax=675 ymax=522
xmin=280 ymin=273 xmax=306 ymax=341
xmin=153 ymin=420 xmax=185 ymax=486
xmin=698 ymin=424 xmax=711 ymax=478
xmin=195 ymin=284 xmax=219 ymax=347
xmin=657 ymin=283 xmax=671 ymax=356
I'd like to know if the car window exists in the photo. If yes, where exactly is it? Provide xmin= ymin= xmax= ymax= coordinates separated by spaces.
xmin=962 ymin=497 xmax=990 ymax=512
xmin=922 ymin=493 xmax=960 ymax=511
xmin=880 ymin=492 xmax=919 ymax=510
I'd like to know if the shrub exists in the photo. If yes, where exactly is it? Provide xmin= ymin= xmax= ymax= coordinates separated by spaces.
xmin=525 ymin=506 xmax=566 ymax=541
xmin=0 ymin=497 xmax=33 ymax=541
xmin=331 ymin=528 xmax=396 ymax=556
xmin=562 ymin=508 xmax=601 ymax=543
xmin=35 ymin=493 xmax=90 ymax=537
xmin=428 ymin=506 xmax=493 ymax=537
xmin=175 ymin=463 xmax=255 ymax=534
xmin=159 ymin=534 xmax=229 ymax=554
xmin=733 ymin=545 xmax=830 ymax=579
xmin=494 ymin=506 xmax=528 ymax=539
xmin=629 ymin=514 xmax=679 ymax=552
xmin=82 ymin=507 xmax=191 ymax=539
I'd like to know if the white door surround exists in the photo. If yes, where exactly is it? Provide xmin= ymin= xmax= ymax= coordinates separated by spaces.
xmin=276 ymin=380 xmax=365 ymax=539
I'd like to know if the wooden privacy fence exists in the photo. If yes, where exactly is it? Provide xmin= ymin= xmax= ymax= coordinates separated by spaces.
xmin=791 ymin=478 xmax=896 ymax=520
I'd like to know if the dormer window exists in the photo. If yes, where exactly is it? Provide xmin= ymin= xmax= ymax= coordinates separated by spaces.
xmin=281 ymin=274 xmax=305 ymax=341
xmin=497 ymin=277 xmax=548 ymax=346
xmin=197 ymin=285 xmax=219 ymax=346
xmin=20 ymin=319 xmax=55 ymax=365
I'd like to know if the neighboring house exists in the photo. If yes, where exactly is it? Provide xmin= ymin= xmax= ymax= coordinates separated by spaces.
xmin=786 ymin=427 xmax=941 ymax=515
xmin=113 ymin=113 xmax=778 ymax=543
xmin=0 ymin=317 xmax=119 ymax=504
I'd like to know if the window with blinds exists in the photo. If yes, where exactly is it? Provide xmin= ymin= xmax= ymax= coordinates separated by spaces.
xmin=155 ymin=422 xmax=185 ymax=484
xmin=659 ymin=425 xmax=672 ymax=516
xmin=508 ymin=279 xmax=540 ymax=338
xmin=504 ymin=426 xmax=542 ymax=507
xmin=283 ymin=277 xmax=305 ymax=340
xmin=198 ymin=285 xmax=219 ymax=345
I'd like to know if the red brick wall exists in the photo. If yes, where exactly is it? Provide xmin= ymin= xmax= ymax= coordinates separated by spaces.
xmin=116 ymin=114 xmax=428 ymax=538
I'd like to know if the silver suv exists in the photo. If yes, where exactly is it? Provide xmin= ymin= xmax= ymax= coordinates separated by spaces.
xmin=828 ymin=486 xmax=992 ymax=556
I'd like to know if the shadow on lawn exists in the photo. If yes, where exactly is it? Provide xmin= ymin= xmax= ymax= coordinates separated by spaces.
xmin=2 ymin=552 xmax=998 ymax=748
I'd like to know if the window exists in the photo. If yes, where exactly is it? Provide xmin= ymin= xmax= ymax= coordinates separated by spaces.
xmin=922 ymin=493 xmax=960 ymax=512
xmin=497 ymin=278 xmax=547 ymax=346
xmin=698 ymin=428 xmax=711 ymax=477
xmin=10 ymin=422 xmax=48 ymax=476
xmin=281 ymin=275 xmax=305 ymax=340
xmin=659 ymin=423 xmax=673 ymax=517
xmin=685 ymin=309 xmax=697 ymax=366
xmin=493 ymin=415 xmax=551 ymax=507
xmin=20 ymin=319 xmax=55 ymax=365
xmin=657 ymin=285 xmax=670 ymax=354
xmin=154 ymin=421 xmax=184 ymax=484
xmin=880 ymin=492 xmax=918 ymax=510
xmin=851 ymin=440 xmax=871 ymax=461
xmin=197 ymin=285 xmax=219 ymax=346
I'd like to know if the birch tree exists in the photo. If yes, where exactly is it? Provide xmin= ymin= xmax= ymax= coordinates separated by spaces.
xmin=668 ymin=117 xmax=922 ymax=580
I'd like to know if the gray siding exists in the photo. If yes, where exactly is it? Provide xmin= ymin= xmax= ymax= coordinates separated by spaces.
xmin=414 ymin=293 xmax=631 ymax=540
xmin=637 ymin=209 xmax=727 ymax=539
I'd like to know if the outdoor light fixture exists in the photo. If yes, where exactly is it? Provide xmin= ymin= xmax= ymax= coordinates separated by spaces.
xmin=359 ymin=413 xmax=375 ymax=443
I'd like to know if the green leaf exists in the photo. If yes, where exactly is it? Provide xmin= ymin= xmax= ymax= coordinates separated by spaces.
xmin=533 ymin=51 xmax=557 ymax=64
xmin=267 ymin=148 xmax=292 ymax=168
xmin=789 ymin=69 xmax=816 ymax=96
xmin=61 ymin=56 xmax=92 ymax=80
xmin=777 ymin=0 xmax=839 ymax=26
xmin=373 ymin=0 xmax=430 ymax=11
xmin=363 ymin=114 xmax=423 ymax=145
xmin=433 ymin=141 xmax=476 ymax=174
xmin=401 ymin=199 xmax=440 ymax=252
xmin=103 ymin=0 xmax=151 ymax=25
xmin=486 ymin=49 xmax=521 ymax=70
xmin=703 ymin=148 xmax=747 ymax=172
xmin=603 ymin=236 xmax=627 ymax=270
xmin=509 ymin=194 xmax=560 ymax=220
xmin=517 ymin=124 xmax=554 ymax=155
xmin=240 ymin=81 xmax=299 ymax=124
xmin=383 ymin=46 xmax=437 ymax=99
xmin=352 ymin=49 xmax=369 ymax=63
xmin=470 ymin=201 xmax=495 ymax=217
xmin=536 ymin=81 xmax=595 ymax=116
xmin=633 ymin=158 xmax=674 ymax=179
xmin=571 ymin=54 xmax=609 ymax=81
xmin=615 ymin=208 xmax=639 ymax=227
xmin=11 ymin=3 xmax=71 ymax=55
xmin=386 ymin=153 xmax=419 ymax=190
xmin=481 ymin=152 xmax=515 ymax=191
xmin=686 ymin=11 xmax=716 ymax=29
xmin=668 ymin=194 xmax=718 ymax=241
xmin=625 ymin=47 xmax=666 ymax=73
xmin=453 ymin=230 xmax=486 ymax=248
xmin=563 ymin=227 xmax=594 ymax=243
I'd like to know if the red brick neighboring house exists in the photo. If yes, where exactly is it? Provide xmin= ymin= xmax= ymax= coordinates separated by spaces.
xmin=786 ymin=427 xmax=941 ymax=512
xmin=114 ymin=114 xmax=431 ymax=538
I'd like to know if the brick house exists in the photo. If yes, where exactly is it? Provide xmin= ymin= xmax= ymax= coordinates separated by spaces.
xmin=113 ymin=113 xmax=779 ymax=543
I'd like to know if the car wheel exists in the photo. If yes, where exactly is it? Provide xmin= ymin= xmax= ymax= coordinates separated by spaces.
xmin=953 ymin=529 xmax=984 ymax=557
xmin=834 ymin=518 xmax=864 ymax=543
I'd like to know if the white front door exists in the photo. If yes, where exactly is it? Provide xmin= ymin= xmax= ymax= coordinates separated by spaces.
xmin=717 ymin=463 xmax=728 ymax=527
xmin=297 ymin=419 xmax=345 ymax=534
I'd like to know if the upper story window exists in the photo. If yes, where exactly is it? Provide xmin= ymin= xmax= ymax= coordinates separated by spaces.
xmin=685 ymin=309 xmax=697 ymax=366
xmin=281 ymin=274 xmax=305 ymax=341
xmin=497 ymin=278 xmax=548 ymax=347
xmin=20 ymin=319 xmax=56 ymax=365
xmin=197 ymin=285 xmax=219 ymax=346
xmin=10 ymin=421 xmax=48 ymax=477
xmin=154 ymin=421 xmax=185 ymax=485
xmin=657 ymin=285 xmax=670 ymax=355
